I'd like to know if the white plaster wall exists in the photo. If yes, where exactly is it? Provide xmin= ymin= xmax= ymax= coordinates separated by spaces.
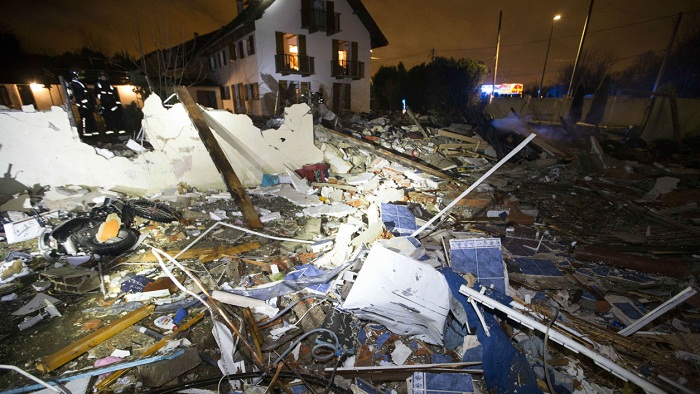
xmin=204 ymin=103 xmax=324 ymax=187
xmin=0 ymin=98 xmax=225 ymax=194
xmin=0 ymin=97 xmax=324 ymax=194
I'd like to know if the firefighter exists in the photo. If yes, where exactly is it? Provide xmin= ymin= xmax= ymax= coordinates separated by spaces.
xmin=69 ymin=68 xmax=98 ymax=138
xmin=95 ymin=71 xmax=125 ymax=134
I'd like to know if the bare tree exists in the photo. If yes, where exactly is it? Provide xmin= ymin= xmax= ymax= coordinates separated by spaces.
xmin=80 ymin=30 xmax=112 ymax=58
xmin=114 ymin=14 xmax=211 ymax=100
xmin=558 ymin=50 xmax=616 ymax=95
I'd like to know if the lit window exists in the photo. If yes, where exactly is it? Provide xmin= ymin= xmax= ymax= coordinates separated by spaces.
xmin=287 ymin=35 xmax=299 ymax=70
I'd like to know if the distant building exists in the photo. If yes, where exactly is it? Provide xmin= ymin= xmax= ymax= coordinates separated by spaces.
xmin=197 ymin=0 xmax=388 ymax=116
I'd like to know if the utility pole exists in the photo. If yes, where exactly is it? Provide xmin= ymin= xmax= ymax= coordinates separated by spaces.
xmin=652 ymin=13 xmax=682 ymax=95
xmin=491 ymin=10 xmax=502 ymax=104
xmin=568 ymin=0 xmax=594 ymax=96
xmin=430 ymin=48 xmax=435 ymax=62
xmin=538 ymin=15 xmax=561 ymax=98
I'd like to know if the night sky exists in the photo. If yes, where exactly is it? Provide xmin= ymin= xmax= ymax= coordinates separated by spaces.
xmin=1 ymin=0 xmax=698 ymax=86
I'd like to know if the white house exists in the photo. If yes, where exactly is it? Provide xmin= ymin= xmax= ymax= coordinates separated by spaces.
xmin=200 ymin=0 xmax=387 ymax=116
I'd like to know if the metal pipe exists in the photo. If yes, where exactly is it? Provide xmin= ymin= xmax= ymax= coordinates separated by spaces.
xmin=411 ymin=133 xmax=535 ymax=237
xmin=538 ymin=15 xmax=560 ymax=98
xmin=459 ymin=285 xmax=665 ymax=394
xmin=651 ymin=13 xmax=682 ymax=95
xmin=568 ymin=0 xmax=594 ymax=96
xmin=490 ymin=10 xmax=503 ymax=104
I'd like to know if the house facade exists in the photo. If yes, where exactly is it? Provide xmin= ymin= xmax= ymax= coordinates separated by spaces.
xmin=201 ymin=0 xmax=387 ymax=116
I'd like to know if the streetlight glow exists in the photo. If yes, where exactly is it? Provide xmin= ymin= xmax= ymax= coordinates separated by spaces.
xmin=553 ymin=15 xmax=561 ymax=21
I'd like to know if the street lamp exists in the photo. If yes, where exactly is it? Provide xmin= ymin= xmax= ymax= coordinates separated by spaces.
xmin=538 ymin=14 xmax=561 ymax=98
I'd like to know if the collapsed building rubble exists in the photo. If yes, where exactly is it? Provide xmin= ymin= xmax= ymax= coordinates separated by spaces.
xmin=0 ymin=96 xmax=699 ymax=394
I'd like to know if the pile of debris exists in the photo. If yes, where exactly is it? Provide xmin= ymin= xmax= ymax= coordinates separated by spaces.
xmin=0 ymin=103 xmax=699 ymax=394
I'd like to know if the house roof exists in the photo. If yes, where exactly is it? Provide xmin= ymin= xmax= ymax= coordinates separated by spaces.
xmin=345 ymin=0 xmax=388 ymax=49
xmin=140 ymin=29 xmax=219 ymax=65
xmin=201 ymin=0 xmax=388 ymax=52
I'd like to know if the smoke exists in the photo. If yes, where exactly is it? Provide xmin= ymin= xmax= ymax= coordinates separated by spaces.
xmin=491 ymin=112 xmax=568 ymax=142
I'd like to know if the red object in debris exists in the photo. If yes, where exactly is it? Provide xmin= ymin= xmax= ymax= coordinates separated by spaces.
xmin=295 ymin=163 xmax=330 ymax=183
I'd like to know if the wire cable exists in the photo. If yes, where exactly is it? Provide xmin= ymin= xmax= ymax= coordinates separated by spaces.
xmin=151 ymin=371 xmax=352 ymax=394
xmin=257 ymin=295 xmax=331 ymax=328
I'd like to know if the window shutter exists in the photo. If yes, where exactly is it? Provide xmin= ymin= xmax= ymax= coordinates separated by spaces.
xmin=276 ymin=32 xmax=284 ymax=54
xmin=332 ymin=39 xmax=339 ymax=59
xmin=301 ymin=0 xmax=311 ymax=10
xmin=299 ymin=34 xmax=307 ymax=55
xmin=248 ymin=35 xmax=255 ymax=55
xmin=326 ymin=1 xmax=335 ymax=31
xmin=351 ymin=42 xmax=358 ymax=61
xmin=230 ymin=43 xmax=237 ymax=60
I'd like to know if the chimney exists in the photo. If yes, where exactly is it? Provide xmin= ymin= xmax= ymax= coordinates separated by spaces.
xmin=194 ymin=32 xmax=199 ymax=40
xmin=237 ymin=0 xmax=244 ymax=14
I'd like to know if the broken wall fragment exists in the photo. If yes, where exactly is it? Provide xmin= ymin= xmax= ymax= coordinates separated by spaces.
xmin=342 ymin=238 xmax=452 ymax=345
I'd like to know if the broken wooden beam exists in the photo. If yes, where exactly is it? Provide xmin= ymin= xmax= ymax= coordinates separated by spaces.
xmin=126 ymin=242 xmax=261 ymax=263
xmin=95 ymin=310 xmax=206 ymax=390
xmin=36 ymin=304 xmax=155 ymax=373
xmin=324 ymin=362 xmax=482 ymax=381
xmin=437 ymin=129 xmax=490 ymax=150
xmin=574 ymin=245 xmax=691 ymax=278
xmin=325 ymin=128 xmax=452 ymax=180
xmin=175 ymin=86 xmax=262 ymax=228
xmin=405 ymin=107 xmax=429 ymax=138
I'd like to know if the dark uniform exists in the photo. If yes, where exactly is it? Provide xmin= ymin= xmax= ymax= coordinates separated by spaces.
xmin=95 ymin=72 xmax=125 ymax=134
xmin=69 ymin=68 xmax=98 ymax=137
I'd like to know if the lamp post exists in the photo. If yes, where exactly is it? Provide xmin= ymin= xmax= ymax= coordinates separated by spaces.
xmin=538 ymin=14 xmax=560 ymax=98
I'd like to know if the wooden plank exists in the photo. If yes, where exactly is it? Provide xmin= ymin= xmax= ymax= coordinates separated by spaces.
xmin=127 ymin=242 xmax=261 ymax=263
xmin=36 ymin=304 xmax=155 ymax=373
xmin=437 ymin=129 xmax=489 ymax=148
xmin=95 ymin=310 xmax=206 ymax=390
xmin=175 ymin=86 xmax=263 ymax=228
xmin=325 ymin=128 xmax=452 ymax=180
xmin=405 ymin=107 xmax=429 ymax=138
xmin=437 ymin=143 xmax=482 ymax=157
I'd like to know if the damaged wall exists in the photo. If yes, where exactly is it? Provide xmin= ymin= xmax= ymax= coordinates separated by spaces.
xmin=0 ymin=94 xmax=324 ymax=194
xmin=203 ymin=104 xmax=324 ymax=186
xmin=487 ymin=96 xmax=650 ymax=127
xmin=641 ymin=97 xmax=700 ymax=141
xmin=0 ymin=99 xmax=224 ymax=194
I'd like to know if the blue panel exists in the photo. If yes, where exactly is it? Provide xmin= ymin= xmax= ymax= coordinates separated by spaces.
xmin=412 ymin=372 xmax=474 ymax=394
xmin=614 ymin=302 xmax=644 ymax=320
xmin=450 ymin=238 xmax=505 ymax=294
xmin=515 ymin=258 xmax=563 ymax=277
xmin=380 ymin=203 xmax=417 ymax=236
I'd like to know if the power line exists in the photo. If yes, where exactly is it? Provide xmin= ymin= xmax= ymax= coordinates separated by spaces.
xmin=373 ymin=12 xmax=685 ymax=66
xmin=599 ymin=0 xmax=662 ymax=19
